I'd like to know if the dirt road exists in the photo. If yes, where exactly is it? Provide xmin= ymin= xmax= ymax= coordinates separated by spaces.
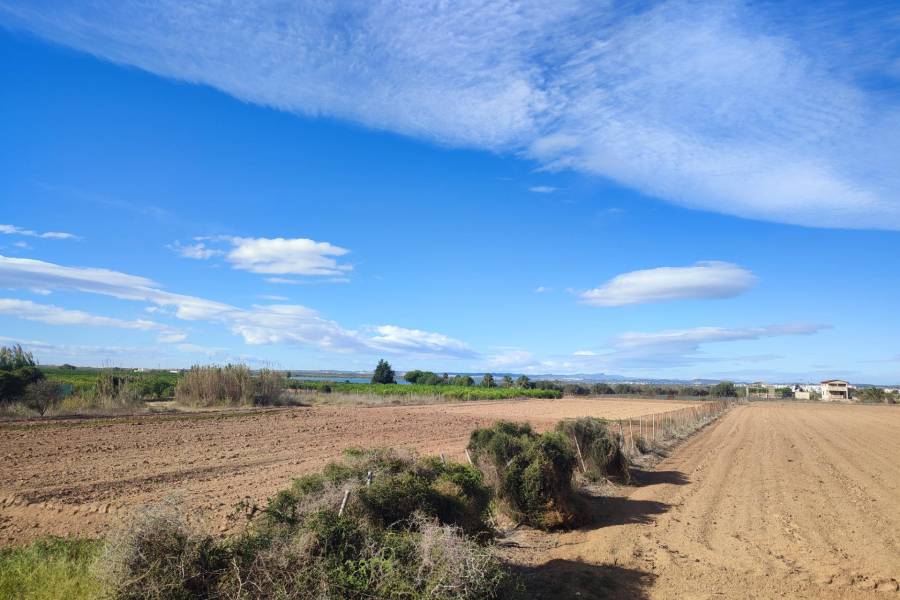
xmin=540 ymin=403 xmax=900 ymax=599
xmin=0 ymin=397 xmax=689 ymax=544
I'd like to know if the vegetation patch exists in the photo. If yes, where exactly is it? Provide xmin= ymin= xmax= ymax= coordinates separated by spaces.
xmin=175 ymin=365 xmax=288 ymax=407
xmin=556 ymin=417 xmax=631 ymax=483
xmin=467 ymin=421 xmax=579 ymax=530
xmin=102 ymin=450 xmax=507 ymax=599
xmin=0 ymin=537 xmax=103 ymax=600
xmin=287 ymin=381 xmax=562 ymax=401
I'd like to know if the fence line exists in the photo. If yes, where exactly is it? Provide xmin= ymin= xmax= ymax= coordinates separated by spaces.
xmin=615 ymin=399 xmax=734 ymax=453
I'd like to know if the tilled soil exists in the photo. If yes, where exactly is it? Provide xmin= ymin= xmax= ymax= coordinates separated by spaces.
xmin=0 ymin=397 xmax=689 ymax=544
xmin=529 ymin=402 xmax=900 ymax=599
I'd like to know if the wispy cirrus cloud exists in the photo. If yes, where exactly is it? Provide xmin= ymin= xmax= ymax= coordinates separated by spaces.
xmin=581 ymin=261 xmax=757 ymax=306
xmin=529 ymin=186 xmax=557 ymax=194
xmin=0 ymin=298 xmax=185 ymax=342
xmin=168 ymin=241 xmax=223 ymax=260
xmin=2 ymin=1 xmax=898 ymax=228
xmin=485 ymin=323 xmax=828 ymax=373
xmin=0 ymin=255 xmax=467 ymax=358
xmin=0 ymin=223 xmax=79 ymax=240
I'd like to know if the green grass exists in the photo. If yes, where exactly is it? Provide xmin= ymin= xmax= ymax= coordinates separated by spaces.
xmin=0 ymin=537 xmax=103 ymax=600
xmin=287 ymin=381 xmax=562 ymax=400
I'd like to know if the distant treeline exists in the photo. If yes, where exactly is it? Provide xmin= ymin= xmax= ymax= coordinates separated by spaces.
xmin=546 ymin=380 xmax=740 ymax=398
xmin=285 ymin=380 xmax=562 ymax=400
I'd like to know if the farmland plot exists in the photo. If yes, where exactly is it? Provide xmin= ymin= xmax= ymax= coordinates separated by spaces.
xmin=0 ymin=397 xmax=690 ymax=543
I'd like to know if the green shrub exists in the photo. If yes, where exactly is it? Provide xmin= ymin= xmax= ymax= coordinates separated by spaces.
xmin=556 ymin=417 xmax=631 ymax=483
xmin=102 ymin=451 xmax=507 ymax=600
xmin=259 ymin=449 xmax=492 ymax=538
xmin=468 ymin=421 xmax=578 ymax=529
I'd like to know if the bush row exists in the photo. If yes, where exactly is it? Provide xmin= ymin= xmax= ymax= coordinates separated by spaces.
xmin=83 ymin=418 xmax=634 ymax=599
xmin=285 ymin=381 xmax=563 ymax=400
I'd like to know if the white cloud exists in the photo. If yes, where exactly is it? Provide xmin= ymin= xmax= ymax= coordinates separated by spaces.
xmin=0 ymin=254 xmax=467 ymax=358
xmin=171 ymin=236 xmax=351 ymax=277
xmin=581 ymin=261 xmax=757 ymax=306
xmin=168 ymin=241 xmax=222 ymax=260
xmin=610 ymin=324 xmax=826 ymax=351
xmin=486 ymin=349 xmax=537 ymax=369
xmin=257 ymin=294 xmax=289 ymax=301
xmin=265 ymin=276 xmax=351 ymax=285
xmin=226 ymin=237 xmax=351 ymax=276
xmin=591 ymin=323 xmax=830 ymax=369
xmin=2 ymin=1 xmax=898 ymax=228
xmin=0 ymin=224 xmax=79 ymax=240
xmin=529 ymin=186 xmax=556 ymax=193
xmin=483 ymin=323 xmax=829 ymax=373
xmin=367 ymin=325 xmax=475 ymax=359
xmin=534 ymin=286 xmax=552 ymax=293
xmin=0 ymin=298 xmax=184 ymax=342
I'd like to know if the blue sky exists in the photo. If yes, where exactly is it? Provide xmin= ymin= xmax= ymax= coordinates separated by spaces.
xmin=1 ymin=1 xmax=899 ymax=383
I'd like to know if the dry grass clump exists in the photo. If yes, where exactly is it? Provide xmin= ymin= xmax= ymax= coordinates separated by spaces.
xmin=100 ymin=451 xmax=508 ymax=599
xmin=99 ymin=499 xmax=224 ymax=600
xmin=175 ymin=365 xmax=287 ymax=407
xmin=556 ymin=417 xmax=631 ymax=483
xmin=467 ymin=421 xmax=578 ymax=530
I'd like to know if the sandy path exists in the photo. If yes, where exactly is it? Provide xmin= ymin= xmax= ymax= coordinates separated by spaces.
xmin=543 ymin=403 xmax=900 ymax=599
xmin=0 ymin=397 xmax=689 ymax=544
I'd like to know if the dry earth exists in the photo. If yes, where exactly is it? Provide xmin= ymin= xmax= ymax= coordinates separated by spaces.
xmin=522 ymin=402 xmax=900 ymax=599
xmin=0 ymin=397 xmax=689 ymax=544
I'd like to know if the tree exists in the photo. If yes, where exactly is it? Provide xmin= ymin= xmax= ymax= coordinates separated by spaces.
xmin=481 ymin=373 xmax=496 ymax=388
xmin=404 ymin=370 xmax=442 ymax=385
xmin=711 ymin=381 xmax=737 ymax=397
xmin=0 ymin=344 xmax=44 ymax=405
xmin=450 ymin=374 xmax=474 ymax=387
xmin=515 ymin=375 xmax=532 ymax=389
xmin=24 ymin=380 xmax=62 ymax=416
xmin=591 ymin=383 xmax=614 ymax=395
xmin=371 ymin=359 xmax=396 ymax=384
xmin=403 ymin=369 xmax=425 ymax=384
xmin=501 ymin=375 xmax=513 ymax=388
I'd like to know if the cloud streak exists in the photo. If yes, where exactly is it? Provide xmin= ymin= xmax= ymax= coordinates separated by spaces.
xmin=0 ymin=223 xmax=79 ymax=240
xmin=0 ymin=298 xmax=185 ymax=342
xmin=581 ymin=261 xmax=757 ymax=306
xmin=1 ymin=1 xmax=898 ymax=228
xmin=0 ymin=255 xmax=469 ymax=358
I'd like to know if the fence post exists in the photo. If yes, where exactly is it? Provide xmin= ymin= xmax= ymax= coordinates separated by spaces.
xmin=338 ymin=489 xmax=351 ymax=516
xmin=572 ymin=434 xmax=587 ymax=474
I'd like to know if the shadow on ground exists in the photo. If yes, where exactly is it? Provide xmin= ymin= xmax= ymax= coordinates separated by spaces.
xmin=579 ymin=493 xmax=672 ymax=528
xmin=630 ymin=468 xmax=690 ymax=487
xmin=515 ymin=559 xmax=654 ymax=599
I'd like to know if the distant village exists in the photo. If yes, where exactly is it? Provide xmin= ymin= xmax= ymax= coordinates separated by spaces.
xmin=741 ymin=379 xmax=899 ymax=402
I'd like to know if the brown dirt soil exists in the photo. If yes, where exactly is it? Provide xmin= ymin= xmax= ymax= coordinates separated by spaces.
xmin=0 ymin=397 xmax=690 ymax=544
xmin=521 ymin=402 xmax=900 ymax=599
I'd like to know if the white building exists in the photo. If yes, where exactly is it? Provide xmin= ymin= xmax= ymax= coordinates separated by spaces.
xmin=791 ymin=385 xmax=810 ymax=400
xmin=821 ymin=380 xmax=850 ymax=402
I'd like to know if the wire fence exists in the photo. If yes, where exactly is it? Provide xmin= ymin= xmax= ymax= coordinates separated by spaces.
xmin=613 ymin=399 xmax=735 ymax=454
